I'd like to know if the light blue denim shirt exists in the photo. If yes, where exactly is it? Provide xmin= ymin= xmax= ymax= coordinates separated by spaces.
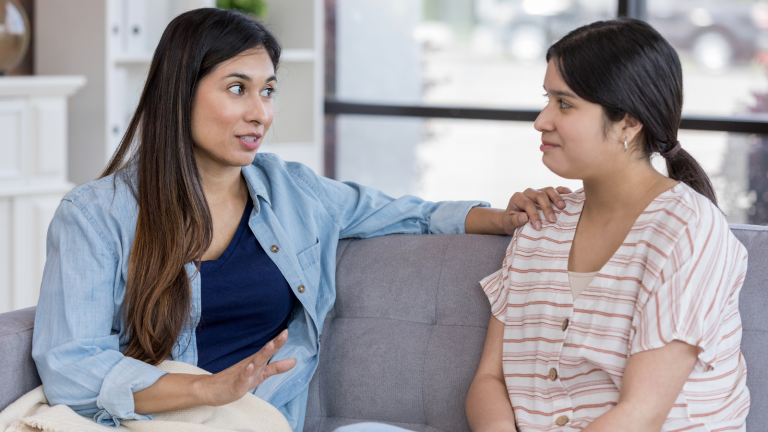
xmin=32 ymin=153 xmax=488 ymax=430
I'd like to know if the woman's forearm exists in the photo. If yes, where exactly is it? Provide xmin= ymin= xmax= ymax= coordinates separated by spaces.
xmin=133 ymin=373 xmax=209 ymax=414
xmin=465 ymin=207 xmax=507 ymax=235
xmin=466 ymin=373 xmax=517 ymax=432
xmin=468 ymin=317 xmax=516 ymax=432
xmin=581 ymin=403 xmax=662 ymax=432
xmin=585 ymin=406 xmax=633 ymax=432
xmin=583 ymin=341 xmax=699 ymax=432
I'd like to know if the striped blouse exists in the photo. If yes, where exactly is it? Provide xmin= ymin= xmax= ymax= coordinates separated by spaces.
xmin=481 ymin=184 xmax=750 ymax=432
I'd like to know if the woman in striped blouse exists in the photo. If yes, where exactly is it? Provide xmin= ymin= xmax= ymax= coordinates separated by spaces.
xmin=466 ymin=19 xmax=750 ymax=432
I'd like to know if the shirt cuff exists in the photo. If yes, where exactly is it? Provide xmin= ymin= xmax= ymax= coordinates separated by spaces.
xmin=429 ymin=201 xmax=490 ymax=234
xmin=94 ymin=356 xmax=168 ymax=427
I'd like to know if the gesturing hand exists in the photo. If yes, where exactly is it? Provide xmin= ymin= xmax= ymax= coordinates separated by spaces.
xmin=501 ymin=186 xmax=573 ymax=233
xmin=200 ymin=330 xmax=297 ymax=407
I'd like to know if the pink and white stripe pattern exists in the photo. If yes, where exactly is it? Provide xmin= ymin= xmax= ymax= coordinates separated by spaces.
xmin=481 ymin=184 xmax=749 ymax=431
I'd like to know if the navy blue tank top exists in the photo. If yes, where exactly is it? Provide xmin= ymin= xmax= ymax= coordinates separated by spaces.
xmin=196 ymin=196 xmax=297 ymax=374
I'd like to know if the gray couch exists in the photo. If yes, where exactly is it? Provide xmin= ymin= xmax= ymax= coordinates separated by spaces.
xmin=1 ymin=231 xmax=766 ymax=431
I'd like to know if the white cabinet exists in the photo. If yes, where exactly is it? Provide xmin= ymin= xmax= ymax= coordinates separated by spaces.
xmin=0 ymin=76 xmax=85 ymax=313
xmin=36 ymin=0 xmax=325 ymax=185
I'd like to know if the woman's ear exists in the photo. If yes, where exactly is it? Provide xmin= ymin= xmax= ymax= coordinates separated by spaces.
xmin=622 ymin=113 xmax=644 ymax=144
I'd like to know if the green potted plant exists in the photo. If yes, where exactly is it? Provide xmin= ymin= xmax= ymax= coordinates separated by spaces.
xmin=216 ymin=0 xmax=267 ymax=18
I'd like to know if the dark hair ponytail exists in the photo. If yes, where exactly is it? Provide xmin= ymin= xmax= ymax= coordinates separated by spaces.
xmin=546 ymin=18 xmax=718 ymax=207
xmin=100 ymin=8 xmax=281 ymax=365
xmin=665 ymin=147 xmax=716 ymax=206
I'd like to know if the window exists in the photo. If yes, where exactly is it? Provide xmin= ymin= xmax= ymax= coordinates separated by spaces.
xmin=325 ymin=0 xmax=768 ymax=224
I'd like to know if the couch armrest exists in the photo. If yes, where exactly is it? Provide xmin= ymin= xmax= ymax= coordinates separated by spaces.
xmin=0 ymin=307 xmax=41 ymax=412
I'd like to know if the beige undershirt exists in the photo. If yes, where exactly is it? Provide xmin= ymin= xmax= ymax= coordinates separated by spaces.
xmin=568 ymin=271 xmax=598 ymax=300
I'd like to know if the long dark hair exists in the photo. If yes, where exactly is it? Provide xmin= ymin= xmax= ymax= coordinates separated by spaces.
xmin=101 ymin=8 xmax=281 ymax=365
xmin=546 ymin=18 xmax=717 ymax=206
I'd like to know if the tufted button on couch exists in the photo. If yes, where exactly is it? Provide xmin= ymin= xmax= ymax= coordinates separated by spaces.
xmin=1 ymin=231 xmax=766 ymax=432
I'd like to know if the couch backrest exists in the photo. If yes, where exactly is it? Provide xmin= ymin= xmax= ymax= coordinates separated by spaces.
xmin=305 ymin=234 xmax=513 ymax=432
xmin=0 ymin=307 xmax=40 ymax=412
xmin=730 ymin=225 xmax=768 ymax=431
xmin=305 ymin=229 xmax=768 ymax=432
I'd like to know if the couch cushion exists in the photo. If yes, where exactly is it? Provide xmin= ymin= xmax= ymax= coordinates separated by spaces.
xmin=305 ymin=234 xmax=509 ymax=432
xmin=731 ymin=225 xmax=768 ymax=431
xmin=0 ymin=307 xmax=41 ymax=412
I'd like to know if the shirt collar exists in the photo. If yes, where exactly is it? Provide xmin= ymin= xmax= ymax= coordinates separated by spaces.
xmin=241 ymin=163 xmax=271 ymax=206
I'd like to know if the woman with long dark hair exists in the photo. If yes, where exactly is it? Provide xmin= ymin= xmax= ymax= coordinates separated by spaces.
xmin=466 ymin=19 xmax=749 ymax=431
xmin=31 ymin=7 xmax=568 ymax=431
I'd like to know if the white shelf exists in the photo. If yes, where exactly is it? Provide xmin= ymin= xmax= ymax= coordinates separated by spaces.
xmin=0 ymin=76 xmax=86 ymax=97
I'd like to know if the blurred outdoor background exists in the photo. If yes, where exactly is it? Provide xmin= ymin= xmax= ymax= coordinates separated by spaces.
xmin=329 ymin=0 xmax=768 ymax=225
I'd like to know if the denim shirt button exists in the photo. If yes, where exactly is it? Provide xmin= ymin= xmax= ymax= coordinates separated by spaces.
xmin=270 ymin=245 xmax=279 ymax=253
xmin=297 ymin=285 xmax=305 ymax=293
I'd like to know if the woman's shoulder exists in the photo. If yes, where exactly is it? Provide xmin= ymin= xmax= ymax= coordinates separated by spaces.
xmin=58 ymin=170 xmax=139 ymax=229
xmin=545 ymin=189 xmax=585 ymax=229
xmin=561 ymin=189 xmax=586 ymax=212
xmin=656 ymin=183 xmax=746 ymax=259
xmin=251 ymin=152 xmax=319 ymax=179
xmin=250 ymin=153 xmax=331 ymax=197
xmin=64 ymin=171 xmax=134 ymax=203
xmin=659 ymin=183 xmax=727 ymax=231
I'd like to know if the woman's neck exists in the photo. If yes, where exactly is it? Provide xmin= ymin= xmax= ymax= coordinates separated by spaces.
xmin=581 ymin=160 xmax=674 ymax=217
xmin=194 ymin=152 xmax=248 ymax=206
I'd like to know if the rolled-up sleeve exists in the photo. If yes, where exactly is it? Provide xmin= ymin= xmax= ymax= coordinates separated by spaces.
xmin=287 ymin=162 xmax=489 ymax=238
xmin=95 ymin=357 xmax=167 ymax=426
xmin=32 ymin=199 xmax=167 ymax=428
xmin=427 ymin=200 xmax=486 ymax=234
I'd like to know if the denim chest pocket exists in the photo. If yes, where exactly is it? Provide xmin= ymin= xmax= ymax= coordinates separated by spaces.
xmin=297 ymin=240 xmax=321 ymax=271
xmin=297 ymin=240 xmax=322 ymax=299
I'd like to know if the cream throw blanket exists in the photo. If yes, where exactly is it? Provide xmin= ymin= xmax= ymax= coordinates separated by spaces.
xmin=0 ymin=361 xmax=292 ymax=432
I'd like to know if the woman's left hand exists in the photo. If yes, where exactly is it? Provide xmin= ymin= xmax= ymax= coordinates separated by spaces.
xmin=502 ymin=186 xmax=572 ymax=233
xmin=465 ymin=186 xmax=572 ymax=235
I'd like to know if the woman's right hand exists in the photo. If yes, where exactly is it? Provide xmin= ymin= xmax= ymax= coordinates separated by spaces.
xmin=134 ymin=330 xmax=296 ymax=414
xmin=197 ymin=330 xmax=297 ymax=407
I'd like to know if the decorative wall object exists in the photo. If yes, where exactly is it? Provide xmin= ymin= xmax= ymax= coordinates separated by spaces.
xmin=0 ymin=0 xmax=30 ymax=74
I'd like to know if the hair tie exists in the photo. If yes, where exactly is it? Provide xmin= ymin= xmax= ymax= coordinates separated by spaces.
xmin=661 ymin=141 xmax=682 ymax=158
